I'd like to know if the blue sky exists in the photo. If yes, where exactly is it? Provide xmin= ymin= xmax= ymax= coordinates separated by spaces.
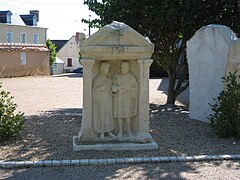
xmin=0 ymin=0 xmax=98 ymax=40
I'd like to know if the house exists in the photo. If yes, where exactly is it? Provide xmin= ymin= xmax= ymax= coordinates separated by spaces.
xmin=0 ymin=10 xmax=49 ymax=77
xmin=52 ymin=32 xmax=85 ymax=73
xmin=0 ymin=43 xmax=49 ymax=77
xmin=0 ymin=10 xmax=47 ymax=44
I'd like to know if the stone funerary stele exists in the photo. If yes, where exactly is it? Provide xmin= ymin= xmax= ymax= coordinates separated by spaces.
xmin=73 ymin=21 xmax=158 ymax=151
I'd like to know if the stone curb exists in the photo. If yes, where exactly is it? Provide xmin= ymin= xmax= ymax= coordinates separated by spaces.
xmin=0 ymin=154 xmax=240 ymax=169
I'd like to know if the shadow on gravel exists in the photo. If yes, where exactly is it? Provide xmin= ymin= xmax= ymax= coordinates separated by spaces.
xmin=1 ymin=105 xmax=240 ymax=179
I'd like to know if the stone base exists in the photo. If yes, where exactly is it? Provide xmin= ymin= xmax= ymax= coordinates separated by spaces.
xmin=73 ymin=136 xmax=158 ymax=151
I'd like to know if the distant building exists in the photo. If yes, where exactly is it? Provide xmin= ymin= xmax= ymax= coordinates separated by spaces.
xmin=52 ymin=33 xmax=85 ymax=73
xmin=0 ymin=10 xmax=47 ymax=44
xmin=52 ymin=57 xmax=64 ymax=75
xmin=0 ymin=10 xmax=49 ymax=77
xmin=0 ymin=43 xmax=49 ymax=77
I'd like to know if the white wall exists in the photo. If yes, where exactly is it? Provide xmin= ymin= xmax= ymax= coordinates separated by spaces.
xmin=0 ymin=24 xmax=47 ymax=44
xmin=57 ymin=36 xmax=81 ymax=72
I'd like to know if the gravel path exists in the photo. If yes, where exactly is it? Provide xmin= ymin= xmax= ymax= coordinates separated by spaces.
xmin=0 ymin=75 xmax=239 ymax=179
xmin=1 ymin=110 xmax=239 ymax=161
xmin=1 ymin=161 xmax=240 ymax=180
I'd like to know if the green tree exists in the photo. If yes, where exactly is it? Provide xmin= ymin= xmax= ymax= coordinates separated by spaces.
xmin=46 ymin=39 xmax=56 ymax=66
xmin=82 ymin=0 xmax=240 ymax=105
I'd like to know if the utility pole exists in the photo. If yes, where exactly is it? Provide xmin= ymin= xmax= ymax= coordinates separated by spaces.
xmin=88 ymin=15 xmax=91 ymax=36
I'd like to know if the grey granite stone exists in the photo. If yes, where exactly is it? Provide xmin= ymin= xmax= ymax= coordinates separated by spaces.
xmin=168 ymin=156 xmax=178 ymax=162
xmin=89 ymin=159 xmax=98 ymax=165
xmin=107 ymin=159 xmax=116 ymax=165
xmin=61 ymin=160 xmax=71 ymax=166
xmin=142 ymin=157 xmax=152 ymax=163
xmin=52 ymin=160 xmax=62 ymax=166
xmin=43 ymin=160 xmax=52 ymax=167
xmin=115 ymin=158 xmax=126 ymax=164
xmin=70 ymin=160 xmax=80 ymax=166
xmin=159 ymin=157 xmax=170 ymax=162
xmin=80 ymin=159 xmax=89 ymax=165
xmin=124 ymin=158 xmax=135 ymax=164
xmin=33 ymin=161 xmax=43 ymax=167
xmin=133 ymin=157 xmax=143 ymax=163
xmin=150 ymin=157 xmax=161 ymax=163
xmin=4 ymin=162 xmax=15 ymax=168
xmin=97 ymin=159 xmax=108 ymax=165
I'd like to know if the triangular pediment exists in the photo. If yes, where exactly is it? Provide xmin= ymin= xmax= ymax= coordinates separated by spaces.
xmin=81 ymin=21 xmax=154 ymax=59
xmin=84 ymin=21 xmax=153 ymax=47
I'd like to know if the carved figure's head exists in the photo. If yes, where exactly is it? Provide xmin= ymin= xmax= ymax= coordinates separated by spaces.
xmin=99 ymin=61 xmax=110 ymax=75
xmin=121 ymin=60 xmax=130 ymax=74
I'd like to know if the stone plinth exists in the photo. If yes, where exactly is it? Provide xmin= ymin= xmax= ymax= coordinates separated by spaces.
xmin=73 ymin=21 xmax=157 ymax=151
xmin=73 ymin=136 xmax=158 ymax=151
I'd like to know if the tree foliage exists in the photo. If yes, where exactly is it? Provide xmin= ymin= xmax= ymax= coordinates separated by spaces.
xmin=46 ymin=39 xmax=57 ymax=66
xmin=0 ymin=82 xmax=24 ymax=141
xmin=83 ymin=0 xmax=240 ymax=104
xmin=208 ymin=71 xmax=240 ymax=138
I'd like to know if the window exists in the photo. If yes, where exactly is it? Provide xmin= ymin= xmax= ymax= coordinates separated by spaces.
xmin=67 ymin=58 xmax=73 ymax=67
xmin=20 ymin=52 xmax=26 ymax=65
xmin=33 ymin=16 xmax=37 ymax=26
xmin=33 ymin=34 xmax=39 ymax=44
xmin=6 ymin=13 xmax=11 ymax=23
xmin=20 ymin=33 xmax=27 ymax=43
xmin=6 ymin=32 xmax=13 ymax=43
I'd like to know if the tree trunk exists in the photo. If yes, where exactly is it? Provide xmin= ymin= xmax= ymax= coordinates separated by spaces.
xmin=167 ymin=71 xmax=177 ymax=105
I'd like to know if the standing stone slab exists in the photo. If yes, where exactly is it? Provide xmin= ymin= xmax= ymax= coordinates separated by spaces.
xmin=187 ymin=24 xmax=237 ymax=121
xmin=226 ymin=39 xmax=240 ymax=83
xmin=73 ymin=21 xmax=157 ymax=151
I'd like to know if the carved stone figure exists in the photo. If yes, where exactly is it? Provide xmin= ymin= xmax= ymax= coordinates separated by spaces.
xmin=92 ymin=61 xmax=115 ymax=139
xmin=111 ymin=60 xmax=138 ymax=138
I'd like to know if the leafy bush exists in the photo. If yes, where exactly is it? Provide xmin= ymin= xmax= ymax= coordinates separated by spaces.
xmin=208 ymin=71 xmax=240 ymax=138
xmin=0 ymin=82 xmax=24 ymax=140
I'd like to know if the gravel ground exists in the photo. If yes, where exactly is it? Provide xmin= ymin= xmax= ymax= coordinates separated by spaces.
xmin=1 ymin=161 xmax=240 ymax=180
xmin=0 ymin=109 xmax=239 ymax=161
xmin=0 ymin=75 xmax=239 ymax=179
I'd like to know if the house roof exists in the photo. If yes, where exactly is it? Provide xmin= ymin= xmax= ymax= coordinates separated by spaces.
xmin=0 ymin=11 xmax=12 ymax=15
xmin=51 ymin=40 xmax=68 ymax=52
xmin=0 ymin=43 xmax=49 ymax=52
xmin=0 ymin=10 xmax=44 ymax=27
xmin=20 ymin=14 xmax=36 ymax=26
xmin=0 ymin=11 xmax=12 ymax=23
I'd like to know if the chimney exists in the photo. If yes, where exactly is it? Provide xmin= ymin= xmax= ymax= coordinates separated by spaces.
xmin=30 ymin=10 xmax=39 ymax=22
xmin=75 ymin=32 xmax=80 ymax=42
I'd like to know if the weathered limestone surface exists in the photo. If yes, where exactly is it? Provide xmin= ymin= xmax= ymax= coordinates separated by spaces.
xmin=73 ymin=21 xmax=157 ymax=151
xmin=187 ymin=24 xmax=237 ymax=122
xmin=227 ymin=39 xmax=240 ymax=83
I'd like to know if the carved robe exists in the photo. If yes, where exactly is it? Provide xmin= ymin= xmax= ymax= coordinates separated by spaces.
xmin=92 ymin=76 xmax=114 ymax=133
xmin=112 ymin=72 xmax=138 ymax=118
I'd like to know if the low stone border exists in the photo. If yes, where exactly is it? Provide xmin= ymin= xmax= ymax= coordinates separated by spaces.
xmin=1 ymin=154 xmax=240 ymax=169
